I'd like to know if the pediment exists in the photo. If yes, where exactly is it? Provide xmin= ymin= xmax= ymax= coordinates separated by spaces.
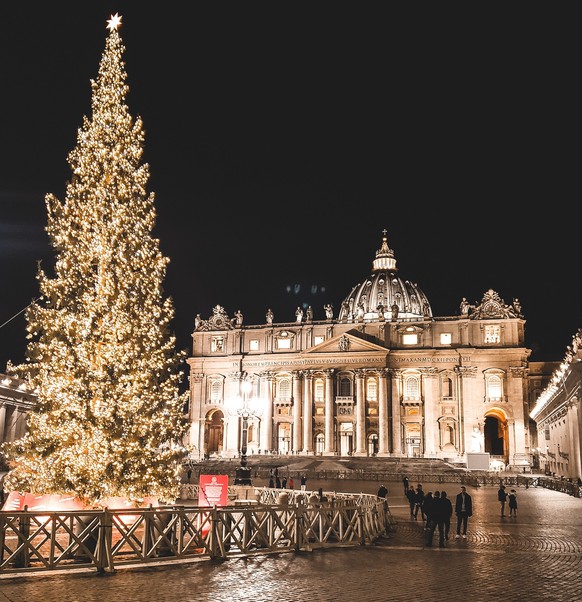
xmin=305 ymin=331 xmax=387 ymax=354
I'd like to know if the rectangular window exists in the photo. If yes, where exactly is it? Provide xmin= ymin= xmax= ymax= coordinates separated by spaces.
xmin=402 ymin=333 xmax=418 ymax=345
xmin=276 ymin=338 xmax=291 ymax=349
xmin=440 ymin=333 xmax=452 ymax=345
xmin=314 ymin=335 xmax=325 ymax=346
xmin=249 ymin=339 xmax=259 ymax=351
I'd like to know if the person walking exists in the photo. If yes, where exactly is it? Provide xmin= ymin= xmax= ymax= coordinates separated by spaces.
xmin=413 ymin=484 xmax=425 ymax=521
xmin=406 ymin=485 xmax=416 ymax=518
xmin=300 ymin=474 xmax=307 ymax=491
xmin=498 ymin=484 xmax=508 ymax=517
xmin=426 ymin=491 xmax=446 ymax=547
xmin=440 ymin=490 xmax=453 ymax=541
xmin=402 ymin=475 xmax=409 ymax=495
xmin=377 ymin=484 xmax=388 ymax=499
xmin=423 ymin=492 xmax=434 ymax=530
xmin=455 ymin=486 xmax=473 ymax=539
xmin=508 ymin=489 xmax=518 ymax=517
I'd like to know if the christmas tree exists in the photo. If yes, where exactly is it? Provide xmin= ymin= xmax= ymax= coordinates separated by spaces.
xmin=1 ymin=14 xmax=189 ymax=505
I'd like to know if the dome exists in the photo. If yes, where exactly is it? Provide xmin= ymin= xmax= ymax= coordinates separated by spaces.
xmin=337 ymin=230 xmax=432 ymax=322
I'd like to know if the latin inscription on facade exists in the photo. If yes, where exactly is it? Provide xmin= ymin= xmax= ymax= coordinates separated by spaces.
xmin=237 ymin=355 xmax=471 ymax=369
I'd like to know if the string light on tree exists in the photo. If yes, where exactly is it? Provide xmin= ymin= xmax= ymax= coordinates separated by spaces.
xmin=0 ymin=14 xmax=188 ymax=507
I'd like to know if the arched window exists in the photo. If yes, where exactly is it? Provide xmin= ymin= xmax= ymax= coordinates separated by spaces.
xmin=486 ymin=374 xmax=503 ymax=401
xmin=339 ymin=376 xmax=352 ymax=397
xmin=405 ymin=376 xmax=420 ymax=400
xmin=277 ymin=378 xmax=291 ymax=401
xmin=316 ymin=433 xmax=325 ymax=454
xmin=442 ymin=376 xmax=452 ymax=398
xmin=210 ymin=380 xmax=222 ymax=403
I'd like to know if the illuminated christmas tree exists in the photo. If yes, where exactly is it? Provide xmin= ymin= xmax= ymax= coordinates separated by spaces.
xmin=1 ymin=14 xmax=188 ymax=505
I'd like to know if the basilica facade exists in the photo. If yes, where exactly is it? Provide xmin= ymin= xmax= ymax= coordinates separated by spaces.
xmin=186 ymin=232 xmax=550 ymax=470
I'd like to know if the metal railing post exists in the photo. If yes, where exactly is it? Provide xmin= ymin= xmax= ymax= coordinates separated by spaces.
xmin=357 ymin=506 xmax=366 ymax=545
xmin=14 ymin=508 xmax=30 ymax=568
xmin=96 ymin=510 xmax=114 ymax=573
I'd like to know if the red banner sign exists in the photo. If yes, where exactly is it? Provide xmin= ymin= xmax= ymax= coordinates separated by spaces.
xmin=198 ymin=474 xmax=229 ymax=507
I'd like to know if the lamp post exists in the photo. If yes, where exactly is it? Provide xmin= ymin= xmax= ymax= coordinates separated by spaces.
xmin=228 ymin=379 xmax=262 ymax=486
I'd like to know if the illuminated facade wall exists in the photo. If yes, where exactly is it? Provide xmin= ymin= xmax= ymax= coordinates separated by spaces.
xmin=531 ymin=329 xmax=582 ymax=481
xmin=187 ymin=299 xmax=546 ymax=470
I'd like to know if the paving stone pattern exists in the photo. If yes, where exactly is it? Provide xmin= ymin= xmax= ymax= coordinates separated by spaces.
xmin=0 ymin=480 xmax=580 ymax=602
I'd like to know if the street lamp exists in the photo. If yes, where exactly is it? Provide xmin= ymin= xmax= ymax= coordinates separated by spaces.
xmin=227 ymin=379 xmax=263 ymax=485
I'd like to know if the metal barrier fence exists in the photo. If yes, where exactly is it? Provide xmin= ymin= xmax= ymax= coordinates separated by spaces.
xmin=266 ymin=471 xmax=582 ymax=498
xmin=0 ymin=488 xmax=394 ymax=576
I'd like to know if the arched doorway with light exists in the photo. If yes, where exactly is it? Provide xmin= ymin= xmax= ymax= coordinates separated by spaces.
xmin=368 ymin=433 xmax=378 ymax=456
xmin=483 ymin=409 xmax=508 ymax=464
xmin=204 ymin=409 xmax=224 ymax=457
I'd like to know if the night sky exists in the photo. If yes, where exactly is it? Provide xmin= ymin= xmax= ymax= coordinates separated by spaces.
xmin=1 ymin=4 xmax=579 ymax=373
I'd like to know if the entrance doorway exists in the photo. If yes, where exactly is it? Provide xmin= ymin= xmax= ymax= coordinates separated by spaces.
xmin=483 ymin=412 xmax=508 ymax=462
xmin=205 ymin=410 xmax=224 ymax=456
xmin=277 ymin=423 xmax=291 ymax=454
xmin=339 ymin=423 xmax=353 ymax=455
xmin=404 ymin=423 xmax=422 ymax=457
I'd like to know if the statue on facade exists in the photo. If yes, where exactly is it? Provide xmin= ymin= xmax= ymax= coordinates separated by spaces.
xmin=324 ymin=303 xmax=333 ymax=320
xmin=266 ymin=308 xmax=274 ymax=325
xmin=391 ymin=302 xmax=399 ymax=321
xmin=470 ymin=425 xmax=484 ymax=453
xmin=295 ymin=307 xmax=303 ymax=323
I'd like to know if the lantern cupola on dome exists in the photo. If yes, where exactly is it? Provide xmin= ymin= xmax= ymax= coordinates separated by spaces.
xmin=337 ymin=230 xmax=432 ymax=323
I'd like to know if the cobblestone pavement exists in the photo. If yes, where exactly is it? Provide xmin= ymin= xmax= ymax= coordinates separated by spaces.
xmin=1 ymin=480 xmax=580 ymax=602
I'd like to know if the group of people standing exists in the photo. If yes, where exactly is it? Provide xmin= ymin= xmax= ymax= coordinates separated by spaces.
xmin=404 ymin=480 xmax=473 ymax=546
xmin=268 ymin=468 xmax=302 ymax=491
xmin=497 ymin=484 xmax=518 ymax=517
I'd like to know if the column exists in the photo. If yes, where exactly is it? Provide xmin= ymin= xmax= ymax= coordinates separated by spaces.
xmin=377 ymin=370 xmax=389 ymax=456
xmin=0 ymin=403 xmax=7 ymax=443
xmin=422 ymin=370 xmax=437 ymax=456
xmin=302 ymin=372 xmax=314 ymax=453
xmin=324 ymin=369 xmax=335 ymax=455
xmin=189 ymin=373 xmax=205 ymax=460
xmin=225 ymin=376 xmax=241 ymax=458
xmin=292 ymin=371 xmax=303 ymax=453
xmin=260 ymin=373 xmax=274 ymax=453
xmin=391 ymin=371 xmax=402 ymax=455
xmin=5 ymin=407 xmax=17 ymax=441
xmin=567 ymin=401 xmax=581 ymax=480
xmin=354 ymin=370 xmax=367 ymax=455
xmin=507 ymin=418 xmax=516 ymax=466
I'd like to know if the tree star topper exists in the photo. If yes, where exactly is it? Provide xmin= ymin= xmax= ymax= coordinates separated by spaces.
xmin=107 ymin=13 xmax=122 ymax=32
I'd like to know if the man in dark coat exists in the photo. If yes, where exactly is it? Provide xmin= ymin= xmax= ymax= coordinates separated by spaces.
xmin=455 ymin=486 xmax=473 ymax=538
